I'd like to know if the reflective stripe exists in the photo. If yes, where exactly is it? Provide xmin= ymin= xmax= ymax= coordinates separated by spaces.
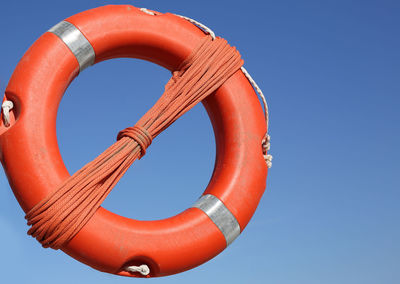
xmin=192 ymin=194 xmax=240 ymax=246
xmin=48 ymin=21 xmax=95 ymax=72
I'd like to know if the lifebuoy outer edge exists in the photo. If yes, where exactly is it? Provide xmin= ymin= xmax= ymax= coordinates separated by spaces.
xmin=0 ymin=5 xmax=268 ymax=278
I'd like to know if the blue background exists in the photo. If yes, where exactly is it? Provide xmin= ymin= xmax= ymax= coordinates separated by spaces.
xmin=0 ymin=0 xmax=399 ymax=283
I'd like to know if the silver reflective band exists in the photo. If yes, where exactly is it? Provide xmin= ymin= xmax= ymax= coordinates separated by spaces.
xmin=49 ymin=21 xmax=95 ymax=72
xmin=192 ymin=194 xmax=241 ymax=246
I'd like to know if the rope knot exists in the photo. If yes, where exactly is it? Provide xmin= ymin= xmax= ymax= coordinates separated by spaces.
xmin=117 ymin=126 xmax=152 ymax=158
xmin=262 ymin=134 xmax=272 ymax=168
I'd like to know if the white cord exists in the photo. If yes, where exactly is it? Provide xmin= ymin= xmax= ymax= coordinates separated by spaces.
xmin=140 ymin=8 xmax=155 ymax=16
xmin=141 ymin=7 xmax=272 ymax=168
xmin=174 ymin=14 xmax=216 ymax=40
xmin=2 ymin=100 xmax=13 ymax=127
xmin=141 ymin=8 xmax=216 ymax=40
xmin=125 ymin=264 xmax=150 ymax=276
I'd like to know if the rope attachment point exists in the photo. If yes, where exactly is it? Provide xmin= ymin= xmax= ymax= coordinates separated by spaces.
xmin=262 ymin=134 xmax=273 ymax=168
xmin=125 ymin=264 xmax=150 ymax=276
xmin=2 ymin=100 xmax=14 ymax=127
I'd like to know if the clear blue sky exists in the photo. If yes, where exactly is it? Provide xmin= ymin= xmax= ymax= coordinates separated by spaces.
xmin=0 ymin=0 xmax=399 ymax=283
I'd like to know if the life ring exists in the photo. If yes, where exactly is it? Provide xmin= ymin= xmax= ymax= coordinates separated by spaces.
xmin=0 ymin=5 xmax=269 ymax=278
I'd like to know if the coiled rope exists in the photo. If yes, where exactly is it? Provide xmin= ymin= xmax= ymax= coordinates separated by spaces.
xmin=25 ymin=35 xmax=245 ymax=249
xmin=142 ymin=7 xmax=272 ymax=167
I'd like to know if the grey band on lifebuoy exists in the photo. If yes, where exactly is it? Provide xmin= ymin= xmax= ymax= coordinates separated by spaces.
xmin=48 ymin=21 xmax=95 ymax=72
xmin=192 ymin=194 xmax=241 ymax=246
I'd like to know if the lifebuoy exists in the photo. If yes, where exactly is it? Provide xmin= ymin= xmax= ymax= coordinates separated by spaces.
xmin=0 ymin=5 xmax=269 ymax=278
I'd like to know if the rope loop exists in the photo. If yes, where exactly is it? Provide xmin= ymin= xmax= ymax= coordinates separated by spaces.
xmin=125 ymin=264 xmax=150 ymax=276
xmin=2 ymin=100 xmax=14 ymax=127
xmin=117 ymin=126 xmax=153 ymax=158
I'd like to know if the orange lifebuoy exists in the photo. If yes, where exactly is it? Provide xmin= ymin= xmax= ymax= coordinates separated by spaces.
xmin=0 ymin=5 xmax=268 ymax=278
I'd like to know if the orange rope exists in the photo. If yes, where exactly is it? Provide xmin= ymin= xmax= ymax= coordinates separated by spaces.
xmin=25 ymin=36 xmax=243 ymax=249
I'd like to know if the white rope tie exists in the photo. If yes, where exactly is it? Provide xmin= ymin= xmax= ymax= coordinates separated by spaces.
xmin=125 ymin=264 xmax=150 ymax=276
xmin=140 ymin=8 xmax=156 ymax=16
xmin=2 ymin=100 xmax=13 ymax=127
xmin=141 ymin=7 xmax=272 ymax=168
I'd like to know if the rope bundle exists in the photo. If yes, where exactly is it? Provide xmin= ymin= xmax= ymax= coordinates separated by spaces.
xmin=25 ymin=36 xmax=244 ymax=249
